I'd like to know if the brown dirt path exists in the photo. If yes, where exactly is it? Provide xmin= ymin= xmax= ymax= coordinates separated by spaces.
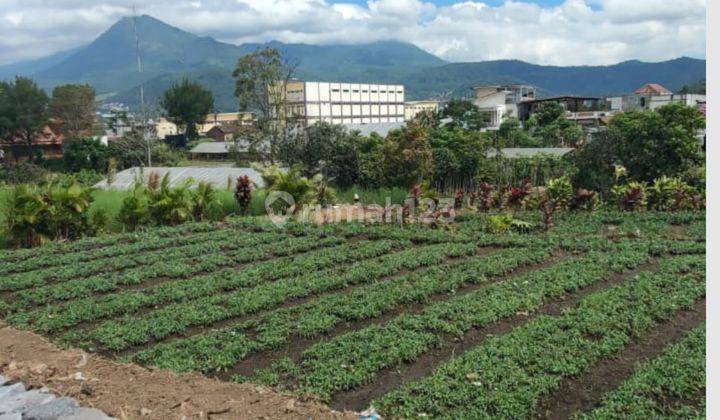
xmin=0 ymin=324 xmax=355 ymax=420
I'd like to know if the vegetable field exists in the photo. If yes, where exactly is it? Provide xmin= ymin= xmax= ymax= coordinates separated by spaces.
xmin=0 ymin=211 xmax=706 ymax=418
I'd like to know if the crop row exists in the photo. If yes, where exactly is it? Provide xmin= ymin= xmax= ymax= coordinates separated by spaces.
xmin=3 ymin=235 xmax=384 ymax=330
xmin=0 ymin=226 xmax=245 ymax=276
xmin=131 ymin=246 xmax=552 ymax=373
xmin=7 ymin=237 xmax=399 ymax=310
xmin=577 ymin=324 xmax=705 ymax=419
xmin=0 ymin=230 xmax=295 ymax=292
xmin=246 ymin=246 xmax=658 ymax=401
xmin=62 ymin=241 xmax=483 ymax=351
xmin=373 ymin=255 xmax=705 ymax=418
xmin=0 ymin=217 xmax=277 ymax=266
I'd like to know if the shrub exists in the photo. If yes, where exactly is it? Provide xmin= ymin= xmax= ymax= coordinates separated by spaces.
xmin=454 ymin=189 xmax=464 ymax=210
xmin=2 ymin=181 xmax=96 ymax=247
xmin=235 ymin=175 xmax=253 ymax=215
xmin=147 ymin=174 xmax=194 ymax=225
xmin=570 ymin=188 xmax=599 ymax=211
xmin=485 ymin=214 xmax=534 ymax=234
xmin=537 ymin=176 xmax=573 ymax=230
xmin=477 ymin=182 xmax=495 ymax=212
xmin=118 ymin=185 xmax=151 ymax=231
xmin=612 ymin=182 xmax=647 ymax=212
xmin=648 ymin=176 xmax=701 ymax=211
xmin=506 ymin=180 xmax=532 ymax=210
xmin=191 ymin=182 xmax=221 ymax=221
xmin=0 ymin=163 xmax=47 ymax=185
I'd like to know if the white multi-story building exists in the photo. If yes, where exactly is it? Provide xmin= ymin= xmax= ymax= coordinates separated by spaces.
xmin=473 ymin=85 xmax=536 ymax=128
xmin=280 ymin=81 xmax=405 ymax=125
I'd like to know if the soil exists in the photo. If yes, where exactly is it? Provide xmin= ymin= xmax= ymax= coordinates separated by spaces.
xmin=0 ymin=324 xmax=355 ymax=420
xmin=329 ymin=258 xmax=660 ymax=412
xmin=534 ymin=298 xmax=706 ymax=419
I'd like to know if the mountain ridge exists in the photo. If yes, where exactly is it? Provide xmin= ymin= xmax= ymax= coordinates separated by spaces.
xmin=0 ymin=15 xmax=706 ymax=111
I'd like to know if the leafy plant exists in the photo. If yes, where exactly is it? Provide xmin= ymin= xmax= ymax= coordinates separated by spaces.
xmin=234 ymin=175 xmax=253 ymax=215
xmin=191 ymin=182 xmax=221 ymax=221
xmin=118 ymin=184 xmax=150 ymax=231
xmin=648 ymin=176 xmax=700 ymax=211
xmin=612 ymin=181 xmax=647 ymax=212
xmin=570 ymin=188 xmax=599 ymax=211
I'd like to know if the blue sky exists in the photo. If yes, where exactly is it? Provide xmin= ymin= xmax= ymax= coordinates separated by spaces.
xmin=0 ymin=0 xmax=706 ymax=66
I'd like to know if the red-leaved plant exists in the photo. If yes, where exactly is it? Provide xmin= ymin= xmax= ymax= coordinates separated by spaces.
xmin=454 ymin=189 xmax=464 ymax=210
xmin=477 ymin=182 xmax=495 ymax=212
xmin=235 ymin=175 xmax=252 ymax=215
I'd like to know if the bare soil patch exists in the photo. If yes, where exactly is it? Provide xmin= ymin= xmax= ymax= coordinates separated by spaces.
xmin=0 ymin=324 xmax=354 ymax=420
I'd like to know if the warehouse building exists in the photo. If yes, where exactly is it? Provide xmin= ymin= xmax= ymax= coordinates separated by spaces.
xmin=277 ymin=81 xmax=405 ymax=125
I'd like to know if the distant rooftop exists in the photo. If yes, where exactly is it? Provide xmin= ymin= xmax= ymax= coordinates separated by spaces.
xmin=486 ymin=147 xmax=574 ymax=159
xmin=635 ymin=83 xmax=672 ymax=95
xmin=95 ymin=167 xmax=265 ymax=190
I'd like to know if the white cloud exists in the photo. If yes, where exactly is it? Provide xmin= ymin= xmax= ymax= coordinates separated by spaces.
xmin=0 ymin=0 xmax=706 ymax=66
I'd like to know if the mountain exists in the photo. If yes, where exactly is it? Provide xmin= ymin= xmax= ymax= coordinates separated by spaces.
xmin=0 ymin=47 xmax=83 ymax=80
xmin=401 ymin=57 xmax=707 ymax=99
xmin=15 ymin=15 xmax=444 ymax=106
xmin=2 ymin=15 xmax=707 ymax=111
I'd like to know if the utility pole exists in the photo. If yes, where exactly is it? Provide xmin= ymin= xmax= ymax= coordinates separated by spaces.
xmin=132 ymin=5 xmax=151 ymax=167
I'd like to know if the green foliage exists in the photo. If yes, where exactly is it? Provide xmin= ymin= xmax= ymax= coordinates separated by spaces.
xmin=377 ymin=125 xmax=434 ymax=188
xmin=117 ymin=185 xmax=151 ymax=231
xmin=0 ymin=76 xmax=49 ymax=162
xmin=1 ymin=181 xmax=96 ymax=247
xmin=441 ymin=99 xmax=488 ymax=130
xmin=611 ymin=181 xmax=648 ymax=212
xmin=0 ymin=163 xmax=48 ymax=185
xmin=48 ymin=84 xmax=96 ymax=138
xmin=484 ymin=214 xmax=532 ymax=234
xmin=278 ymin=122 xmax=362 ymax=188
xmin=63 ymin=137 xmax=109 ymax=172
xmin=106 ymin=132 xmax=151 ymax=169
xmin=648 ymin=176 xmax=701 ymax=211
xmin=429 ymin=126 xmax=488 ymax=191
xmin=147 ymin=174 xmax=194 ymax=226
xmin=160 ymin=78 xmax=214 ymax=140
xmin=151 ymin=142 xmax=184 ymax=166
xmin=262 ymin=165 xmax=316 ymax=211
xmin=191 ymin=182 xmax=221 ymax=221
xmin=574 ymin=103 xmax=704 ymax=192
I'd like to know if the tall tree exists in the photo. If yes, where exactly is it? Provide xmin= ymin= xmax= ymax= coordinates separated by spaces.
xmin=48 ymin=84 xmax=96 ymax=138
xmin=0 ymin=77 xmax=49 ymax=162
xmin=441 ymin=99 xmax=489 ymax=131
xmin=160 ymin=78 xmax=214 ymax=141
xmin=379 ymin=125 xmax=434 ymax=188
xmin=233 ymin=47 xmax=297 ymax=163
xmin=572 ymin=103 xmax=704 ymax=192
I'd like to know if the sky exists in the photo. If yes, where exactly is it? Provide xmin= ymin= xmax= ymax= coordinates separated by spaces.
xmin=0 ymin=0 xmax=706 ymax=66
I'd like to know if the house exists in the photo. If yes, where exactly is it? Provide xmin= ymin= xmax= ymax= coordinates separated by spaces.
xmin=0 ymin=124 xmax=65 ymax=161
xmin=273 ymin=81 xmax=406 ymax=125
xmin=404 ymin=101 xmax=439 ymax=121
xmin=473 ymin=85 xmax=536 ymax=128
xmin=206 ymin=125 xmax=239 ymax=142
xmin=197 ymin=112 xmax=254 ymax=135
xmin=155 ymin=117 xmax=178 ymax=139
xmin=607 ymin=84 xmax=706 ymax=112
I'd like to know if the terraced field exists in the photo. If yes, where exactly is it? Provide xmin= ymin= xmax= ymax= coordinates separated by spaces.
xmin=0 ymin=212 xmax=706 ymax=418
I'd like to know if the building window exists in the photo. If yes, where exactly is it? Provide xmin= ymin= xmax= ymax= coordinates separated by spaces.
xmin=331 ymin=89 xmax=340 ymax=93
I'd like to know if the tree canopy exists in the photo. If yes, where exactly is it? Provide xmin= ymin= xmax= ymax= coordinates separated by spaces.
xmin=160 ymin=78 xmax=214 ymax=140
xmin=0 ymin=77 xmax=49 ymax=162
xmin=48 ymin=84 xmax=96 ymax=139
